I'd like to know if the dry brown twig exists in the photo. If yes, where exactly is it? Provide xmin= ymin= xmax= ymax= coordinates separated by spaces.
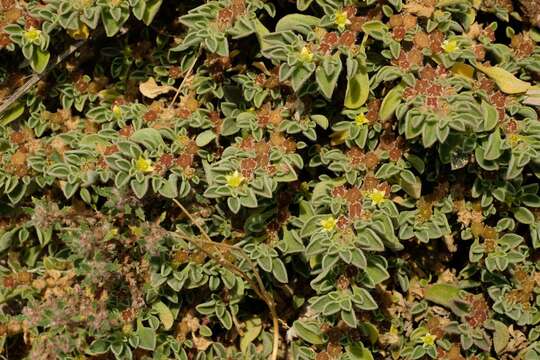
xmin=171 ymin=198 xmax=280 ymax=360
xmin=0 ymin=40 xmax=86 ymax=116
xmin=168 ymin=47 xmax=202 ymax=109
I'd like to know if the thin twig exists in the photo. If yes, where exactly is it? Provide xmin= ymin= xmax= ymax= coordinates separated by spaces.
xmin=168 ymin=47 xmax=201 ymax=109
xmin=171 ymin=199 xmax=280 ymax=360
xmin=0 ymin=40 xmax=86 ymax=116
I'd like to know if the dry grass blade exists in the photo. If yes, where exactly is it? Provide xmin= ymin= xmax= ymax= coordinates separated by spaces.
xmin=168 ymin=47 xmax=202 ymax=109
xmin=0 ymin=39 xmax=86 ymax=116
xmin=171 ymin=198 xmax=280 ymax=360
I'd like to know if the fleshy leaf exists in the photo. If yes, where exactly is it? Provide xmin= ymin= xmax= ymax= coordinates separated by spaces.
xmin=475 ymin=64 xmax=531 ymax=94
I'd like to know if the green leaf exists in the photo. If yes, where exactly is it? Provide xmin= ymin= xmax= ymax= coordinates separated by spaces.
xmin=424 ymin=284 xmax=468 ymax=316
xmin=492 ymin=320 xmax=509 ymax=354
xmin=297 ymin=0 xmax=314 ymax=11
xmin=102 ymin=11 xmax=121 ymax=37
xmin=142 ymin=0 xmax=162 ymax=25
xmin=379 ymin=83 xmax=405 ymax=121
xmin=136 ymin=322 xmax=156 ymax=351
xmin=482 ymin=101 xmax=498 ymax=131
xmin=301 ymin=215 xmax=325 ymax=237
xmin=352 ymin=287 xmax=378 ymax=310
xmin=30 ymin=48 xmax=50 ymax=73
xmin=484 ymin=128 xmax=502 ymax=161
xmin=158 ymin=175 xmax=178 ymax=199
xmin=344 ymin=65 xmax=369 ymax=109
xmin=397 ymin=172 xmax=422 ymax=199
xmin=311 ymin=114 xmax=329 ymax=129
xmin=291 ymin=64 xmax=315 ymax=91
xmin=86 ymin=339 xmax=109 ymax=355
xmin=254 ymin=18 xmax=271 ymax=51
xmin=0 ymin=101 xmax=25 ymax=126
xmin=60 ymin=181 xmax=79 ymax=199
xmin=365 ymin=258 xmax=390 ymax=285
xmin=316 ymin=56 xmax=342 ymax=99
xmin=348 ymin=343 xmax=375 ymax=360
xmin=131 ymin=128 xmax=165 ymax=150
xmin=0 ymin=228 xmax=18 ymax=253
xmin=131 ymin=177 xmax=149 ymax=199
xmin=362 ymin=21 xmax=388 ymax=40
xmin=275 ymin=14 xmax=320 ymax=34
xmin=196 ymin=129 xmax=217 ymax=147
xmin=152 ymin=301 xmax=174 ymax=330
xmin=341 ymin=308 xmax=357 ymax=327
xmin=228 ymin=197 xmax=241 ymax=213
xmin=292 ymin=320 xmax=326 ymax=345
xmin=358 ymin=322 xmax=379 ymax=345
xmin=514 ymin=207 xmax=535 ymax=224
xmin=240 ymin=317 xmax=262 ymax=353
xmin=272 ymin=258 xmax=288 ymax=283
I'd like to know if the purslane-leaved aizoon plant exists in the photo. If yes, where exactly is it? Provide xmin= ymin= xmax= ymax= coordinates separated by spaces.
xmin=0 ymin=0 xmax=540 ymax=359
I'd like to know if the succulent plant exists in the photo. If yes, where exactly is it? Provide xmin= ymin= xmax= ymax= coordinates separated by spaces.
xmin=0 ymin=0 xmax=539 ymax=359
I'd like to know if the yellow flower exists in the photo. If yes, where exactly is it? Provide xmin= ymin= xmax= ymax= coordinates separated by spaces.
xmin=67 ymin=23 xmax=90 ymax=40
xmin=508 ymin=134 xmax=523 ymax=146
xmin=442 ymin=39 xmax=459 ymax=53
xmin=298 ymin=46 xmax=313 ymax=63
xmin=368 ymin=189 xmax=386 ymax=206
xmin=225 ymin=170 xmax=244 ymax=188
xmin=320 ymin=216 xmax=337 ymax=232
xmin=129 ymin=226 xmax=144 ymax=237
xmin=104 ymin=227 xmax=118 ymax=241
xmin=23 ymin=27 xmax=41 ymax=43
xmin=177 ymin=134 xmax=189 ymax=144
xmin=122 ymin=323 xmax=133 ymax=334
xmin=135 ymin=157 xmax=154 ymax=173
xmin=420 ymin=332 xmax=437 ymax=348
xmin=355 ymin=113 xmax=369 ymax=126
xmin=112 ymin=105 xmax=122 ymax=117
xmin=75 ymin=0 xmax=94 ymax=9
xmin=335 ymin=11 xmax=351 ymax=31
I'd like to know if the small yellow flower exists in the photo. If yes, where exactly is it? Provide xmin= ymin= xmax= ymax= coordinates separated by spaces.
xmin=355 ymin=113 xmax=369 ymax=126
xmin=335 ymin=11 xmax=351 ymax=31
xmin=320 ymin=216 xmax=337 ymax=232
xmin=23 ymin=27 xmax=41 ymax=43
xmin=420 ymin=332 xmax=437 ymax=348
xmin=135 ymin=157 xmax=154 ymax=173
xmin=368 ymin=189 xmax=386 ymax=206
xmin=73 ymin=0 xmax=94 ymax=10
xmin=104 ymin=228 xmax=118 ymax=241
xmin=112 ymin=105 xmax=122 ymax=117
xmin=225 ymin=170 xmax=245 ymax=188
xmin=508 ymin=134 xmax=523 ymax=146
xmin=67 ymin=23 xmax=90 ymax=40
xmin=442 ymin=39 xmax=459 ymax=53
xmin=122 ymin=323 xmax=133 ymax=334
xmin=129 ymin=226 xmax=144 ymax=237
xmin=298 ymin=46 xmax=313 ymax=63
